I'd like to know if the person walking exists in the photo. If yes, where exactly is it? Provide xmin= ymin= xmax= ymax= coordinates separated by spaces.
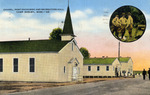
xmin=126 ymin=12 xmax=133 ymax=38
xmin=142 ymin=69 xmax=146 ymax=80
xmin=111 ymin=15 xmax=120 ymax=38
xmin=148 ymin=68 xmax=150 ymax=80
xmin=120 ymin=13 xmax=127 ymax=39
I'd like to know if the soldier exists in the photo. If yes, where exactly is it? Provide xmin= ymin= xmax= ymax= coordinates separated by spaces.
xmin=120 ymin=13 xmax=127 ymax=39
xmin=111 ymin=15 xmax=120 ymax=38
xmin=148 ymin=68 xmax=150 ymax=80
xmin=142 ymin=69 xmax=146 ymax=80
xmin=126 ymin=12 xmax=133 ymax=38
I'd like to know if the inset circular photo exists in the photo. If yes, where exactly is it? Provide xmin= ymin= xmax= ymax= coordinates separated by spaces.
xmin=109 ymin=5 xmax=146 ymax=42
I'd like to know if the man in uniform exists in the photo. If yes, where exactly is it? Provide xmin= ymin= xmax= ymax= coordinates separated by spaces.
xmin=126 ymin=12 xmax=133 ymax=38
xmin=111 ymin=15 xmax=120 ymax=38
xmin=142 ymin=69 xmax=146 ymax=80
xmin=120 ymin=13 xmax=127 ymax=39
xmin=148 ymin=68 xmax=150 ymax=80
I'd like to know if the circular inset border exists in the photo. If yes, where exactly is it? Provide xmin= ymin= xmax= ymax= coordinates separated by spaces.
xmin=109 ymin=5 xmax=146 ymax=42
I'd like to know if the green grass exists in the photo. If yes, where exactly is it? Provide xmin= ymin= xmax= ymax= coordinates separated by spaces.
xmin=123 ymin=28 xmax=144 ymax=42
xmin=84 ymin=58 xmax=116 ymax=65
xmin=112 ymin=25 xmax=145 ymax=42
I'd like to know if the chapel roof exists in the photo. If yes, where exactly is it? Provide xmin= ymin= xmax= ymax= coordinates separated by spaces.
xmin=0 ymin=39 xmax=70 ymax=53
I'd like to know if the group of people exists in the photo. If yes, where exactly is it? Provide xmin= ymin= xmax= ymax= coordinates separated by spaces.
xmin=142 ymin=68 xmax=150 ymax=80
xmin=111 ymin=12 xmax=133 ymax=40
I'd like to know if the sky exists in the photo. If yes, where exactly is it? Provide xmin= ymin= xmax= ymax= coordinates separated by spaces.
xmin=0 ymin=0 xmax=150 ymax=70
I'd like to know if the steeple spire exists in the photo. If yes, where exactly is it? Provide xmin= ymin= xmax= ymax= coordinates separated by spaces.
xmin=62 ymin=5 xmax=75 ymax=36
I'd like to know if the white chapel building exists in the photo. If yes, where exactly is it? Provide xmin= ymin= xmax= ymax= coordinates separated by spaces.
xmin=0 ymin=6 xmax=83 ymax=82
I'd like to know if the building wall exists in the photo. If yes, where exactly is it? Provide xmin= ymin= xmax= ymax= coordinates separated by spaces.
xmin=121 ymin=58 xmax=133 ymax=76
xmin=58 ymin=40 xmax=83 ymax=82
xmin=0 ymin=40 xmax=83 ymax=82
xmin=113 ymin=59 xmax=122 ymax=76
xmin=61 ymin=35 xmax=73 ymax=41
xmin=0 ymin=52 xmax=60 ymax=82
xmin=83 ymin=65 xmax=114 ymax=76
xmin=83 ymin=59 xmax=121 ymax=77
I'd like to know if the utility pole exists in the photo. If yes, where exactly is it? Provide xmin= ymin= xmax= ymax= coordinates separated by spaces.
xmin=118 ymin=41 xmax=120 ymax=60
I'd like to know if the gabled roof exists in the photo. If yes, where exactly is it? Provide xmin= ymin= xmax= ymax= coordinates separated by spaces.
xmin=62 ymin=6 xmax=75 ymax=36
xmin=118 ymin=57 xmax=130 ymax=63
xmin=68 ymin=57 xmax=80 ymax=64
xmin=84 ymin=58 xmax=117 ymax=65
xmin=0 ymin=39 xmax=70 ymax=53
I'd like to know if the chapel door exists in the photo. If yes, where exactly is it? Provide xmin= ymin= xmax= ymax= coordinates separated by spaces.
xmin=72 ymin=67 xmax=78 ymax=80
xmin=115 ymin=68 xmax=118 ymax=77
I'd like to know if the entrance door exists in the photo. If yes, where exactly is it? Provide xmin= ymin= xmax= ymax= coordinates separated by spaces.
xmin=115 ymin=68 xmax=118 ymax=77
xmin=72 ymin=67 xmax=78 ymax=80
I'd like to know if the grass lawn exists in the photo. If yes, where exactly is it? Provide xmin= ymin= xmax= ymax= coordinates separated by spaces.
xmin=112 ymin=26 xmax=145 ymax=42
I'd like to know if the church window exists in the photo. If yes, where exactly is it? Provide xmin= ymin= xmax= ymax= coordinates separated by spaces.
xmin=30 ymin=58 xmax=35 ymax=72
xmin=0 ymin=59 xmax=3 ymax=72
xmin=13 ymin=58 xmax=18 ymax=72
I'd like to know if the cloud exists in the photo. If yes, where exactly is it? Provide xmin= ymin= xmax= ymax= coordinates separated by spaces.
xmin=21 ymin=13 xmax=33 ymax=17
xmin=50 ymin=8 xmax=94 ymax=20
xmin=72 ymin=10 xmax=87 ymax=19
xmin=50 ymin=11 xmax=66 ymax=20
xmin=0 ymin=11 xmax=15 ymax=19
xmin=0 ymin=12 xmax=58 ymax=41
xmin=85 ymin=9 xmax=93 ymax=14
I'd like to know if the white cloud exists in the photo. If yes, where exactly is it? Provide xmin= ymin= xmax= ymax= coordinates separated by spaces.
xmin=73 ymin=16 xmax=110 ymax=34
xmin=0 ymin=12 xmax=58 ymax=41
xmin=85 ymin=9 xmax=93 ymax=14
xmin=72 ymin=10 xmax=87 ymax=19
xmin=0 ymin=9 xmax=110 ymax=41
xmin=50 ymin=8 xmax=94 ymax=20
xmin=50 ymin=11 xmax=66 ymax=20
xmin=0 ymin=11 xmax=15 ymax=19
xmin=21 ymin=13 xmax=33 ymax=17
xmin=50 ymin=8 xmax=110 ymax=34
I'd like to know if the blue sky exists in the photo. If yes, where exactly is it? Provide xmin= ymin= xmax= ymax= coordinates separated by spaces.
xmin=0 ymin=0 xmax=150 ymax=70
xmin=0 ymin=0 xmax=150 ymax=15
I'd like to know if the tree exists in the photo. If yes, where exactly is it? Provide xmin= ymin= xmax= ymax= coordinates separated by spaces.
xmin=49 ymin=28 xmax=63 ymax=40
xmin=79 ymin=47 xmax=90 ymax=59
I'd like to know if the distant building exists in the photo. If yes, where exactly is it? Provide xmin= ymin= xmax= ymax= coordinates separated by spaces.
xmin=0 ymin=6 xmax=83 ymax=82
xmin=119 ymin=57 xmax=133 ymax=76
xmin=83 ymin=57 xmax=121 ymax=78
xmin=83 ymin=57 xmax=133 ymax=78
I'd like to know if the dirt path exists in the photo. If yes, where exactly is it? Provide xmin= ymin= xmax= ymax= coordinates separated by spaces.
xmin=0 ymin=77 xmax=132 ymax=94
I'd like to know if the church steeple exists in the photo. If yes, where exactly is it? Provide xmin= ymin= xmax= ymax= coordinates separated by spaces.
xmin=61 ymin=5 xmax=76 ymax=41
